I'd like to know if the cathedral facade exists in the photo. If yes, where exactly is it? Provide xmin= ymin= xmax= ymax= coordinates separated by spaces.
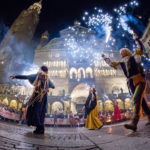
xmin=0 ymin=1 xmax=131 ymax=114
xmin=33 ymin=23 xmax=129 ymax=114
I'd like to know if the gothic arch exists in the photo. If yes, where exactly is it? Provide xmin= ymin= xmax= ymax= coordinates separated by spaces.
xmin=116 ymin=99 xmax=124 ymax=110
xmin=10 ymin=100 xmax=17 ymax=109
xmin=86 ymin=67 xmax=93 ymax=78
xmin=2 ymin=98 xmax=9 ymax=106
xmin=71 ymin=83 xmax=90 ymax=99
xmin=64 ymin=101 xmax=70 ymax=114
xmin=97 ymin=100 xmax=103 ymax=112
xmin=70 ymin=83 xmax=90 ymax=114
xmin=125 ymin=98 xmax=132 ymax=110
xmin=51 ymin=101 xmax=63 ymax=114
xmin=78 ymin=67 xmax=85 ymax=79
xmin=104 ymin=100 xmax=114 ymax=112
xmin=70 ymin=67 xmax=77 ymax=79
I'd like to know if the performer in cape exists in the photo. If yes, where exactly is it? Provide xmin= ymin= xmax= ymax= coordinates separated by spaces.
xmin=102 ymin=32 xmax=150 ymax=132
xmin=84 ymin=88 xmax=103 ymax=130
xmin=10 ymin=66 xmax=55 ymax=134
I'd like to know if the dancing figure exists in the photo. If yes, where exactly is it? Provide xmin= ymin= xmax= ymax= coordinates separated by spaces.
xmin=102 ymin=33 xmax=150 ymax=132
xmin=10 ymin=66 xmax=55 ymax=134
xmin=84 ymin=88 xmax=103 ymax=130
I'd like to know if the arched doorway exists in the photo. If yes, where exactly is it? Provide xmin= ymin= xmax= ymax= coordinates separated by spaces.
xmin=64 ymin=101 xmax=70 ymax=114
xmin=86 ymin=67 xmax=93 ymax=78
xmin=104 ymin=100 xmax=114 ymax=112
xmin=70 ymin=83 xmax=90 ymax=114
xmin=70 ymin=67 xmax=77 ymax=79
xmin=78 ymin=68 xmax=85 ymax=79
xmin=2 ymin=98 xmax=9 ymax=106
xmin=51 ymin=101 xmax=63 ymax=114
xmin=125 ymin=98 xmax=132 ymax=110
xmin=116 ymin=99 xmax=124 ymax=110
xmin=10 ymin=100 xmax=17 ymax=109
xmin=97 ymin=100 xmax=103 ymax=112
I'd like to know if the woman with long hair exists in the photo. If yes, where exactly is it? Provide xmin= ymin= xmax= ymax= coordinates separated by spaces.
xmin=10 ymin=66 xmax=55 ymax=134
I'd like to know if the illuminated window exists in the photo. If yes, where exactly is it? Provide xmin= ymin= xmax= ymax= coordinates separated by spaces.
xmin=86 ymin=67 xmax=93 ymax=78
xmin=78 ymin=68 xmax=85 ymax=79
xmin=70 ymin=68 xmax=77 ymax=79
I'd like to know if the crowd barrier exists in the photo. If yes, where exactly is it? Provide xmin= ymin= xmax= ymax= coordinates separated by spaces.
xmin=0 ymin=106 xmax=85 ymax=126
xmin=0 ymin=105 xmax=131 ymax=126
xmin=0 ymin=107 xmax=20 ymax=121
xmin=44 ymin=117 xmax=84 ymax=126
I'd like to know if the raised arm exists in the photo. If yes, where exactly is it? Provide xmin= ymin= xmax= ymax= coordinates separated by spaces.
xmin=101 ymin=54 xmax=120 ymax=69
xmin=133 ymin=33 xmax=144 ymax=56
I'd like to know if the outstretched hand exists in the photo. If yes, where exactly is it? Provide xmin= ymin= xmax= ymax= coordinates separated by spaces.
xmin=10 ymin=75 xmax=16 ymax=79
xmin=132 ymin=33 xmax=138 ymax=40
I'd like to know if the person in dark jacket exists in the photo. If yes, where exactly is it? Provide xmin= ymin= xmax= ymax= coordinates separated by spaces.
xmin=10 ymin=66 xmax=55 ymax=134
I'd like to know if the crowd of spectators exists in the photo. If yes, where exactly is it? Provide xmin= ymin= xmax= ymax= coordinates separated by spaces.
xmin=0 ymin=101 xmax=133 ymax=126
xmin=0 ymin=102 xmax=19 ymax=114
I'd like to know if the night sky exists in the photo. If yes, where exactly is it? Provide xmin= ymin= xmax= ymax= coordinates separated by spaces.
xmin=0 ymin=0 xmax=150 ymax=42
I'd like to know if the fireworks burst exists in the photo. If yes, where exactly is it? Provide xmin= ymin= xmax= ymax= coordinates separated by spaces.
xmin=81 ymin=0 xmax=142 ymax=50
xmin=63 ymin=26 xmax=101 ymax=65
xmin=114 ymin=0 xmax=139 ymax=34
xmin=63 ymin=0 xmax=148 ymax=68
xmin=83 ymin=9 xmax=112 ymax=43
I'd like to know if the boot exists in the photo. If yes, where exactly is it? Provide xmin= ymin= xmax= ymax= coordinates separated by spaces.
xmin=124 ymin=115 xmax=139 ymax=132
xmin=39 ymin=126 xmax=44 ymax=134
xmin=33 ymin=127 xmax=40 ymax=134
xmin=145 ymin=115 xmax=150 ymax=126
xmin=33 ymin=126 xmax=43 ymax=134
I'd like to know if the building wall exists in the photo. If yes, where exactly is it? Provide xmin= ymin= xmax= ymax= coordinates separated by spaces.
xmin=33 ymin=25 xmax=127 ymax=100
xmin=141 ymin=20 xmax=150 ymax=56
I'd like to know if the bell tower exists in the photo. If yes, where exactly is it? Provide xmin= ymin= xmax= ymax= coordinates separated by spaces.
xmin=0 ymin=0 xmax=42 ymax=83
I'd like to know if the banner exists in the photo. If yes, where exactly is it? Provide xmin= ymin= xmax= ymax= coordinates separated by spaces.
xmin=0 ymin=106 xmax=85 ymax=126
xmin=44 ymin=118 xmax=54 ymax=124
xmin=0 ymin=107 xmax=20 ymax=121
xmin=44 ymin=118 xmax=71 ymax=125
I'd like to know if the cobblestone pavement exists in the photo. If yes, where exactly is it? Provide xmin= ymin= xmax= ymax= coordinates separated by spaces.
xmin=0 ymin=118 xmax=150 ymax=150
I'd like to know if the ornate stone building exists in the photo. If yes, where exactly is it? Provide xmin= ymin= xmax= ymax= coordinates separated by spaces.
xmin=0 ymin=1 xmax=132 ymax=114
xmin=33 ymin=22 xmax=129 ymax=114
xmin=141 ymin=19 xmax=150 ymax=56
xmin=141 ymin=19 xmax=150 ymax=106
xmin=0 ymin=0 xmax=43 ymax=111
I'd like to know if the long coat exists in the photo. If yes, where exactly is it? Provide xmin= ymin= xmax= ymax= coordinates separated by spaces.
xmin=15 ymin=74 xmax=55 ymax=127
